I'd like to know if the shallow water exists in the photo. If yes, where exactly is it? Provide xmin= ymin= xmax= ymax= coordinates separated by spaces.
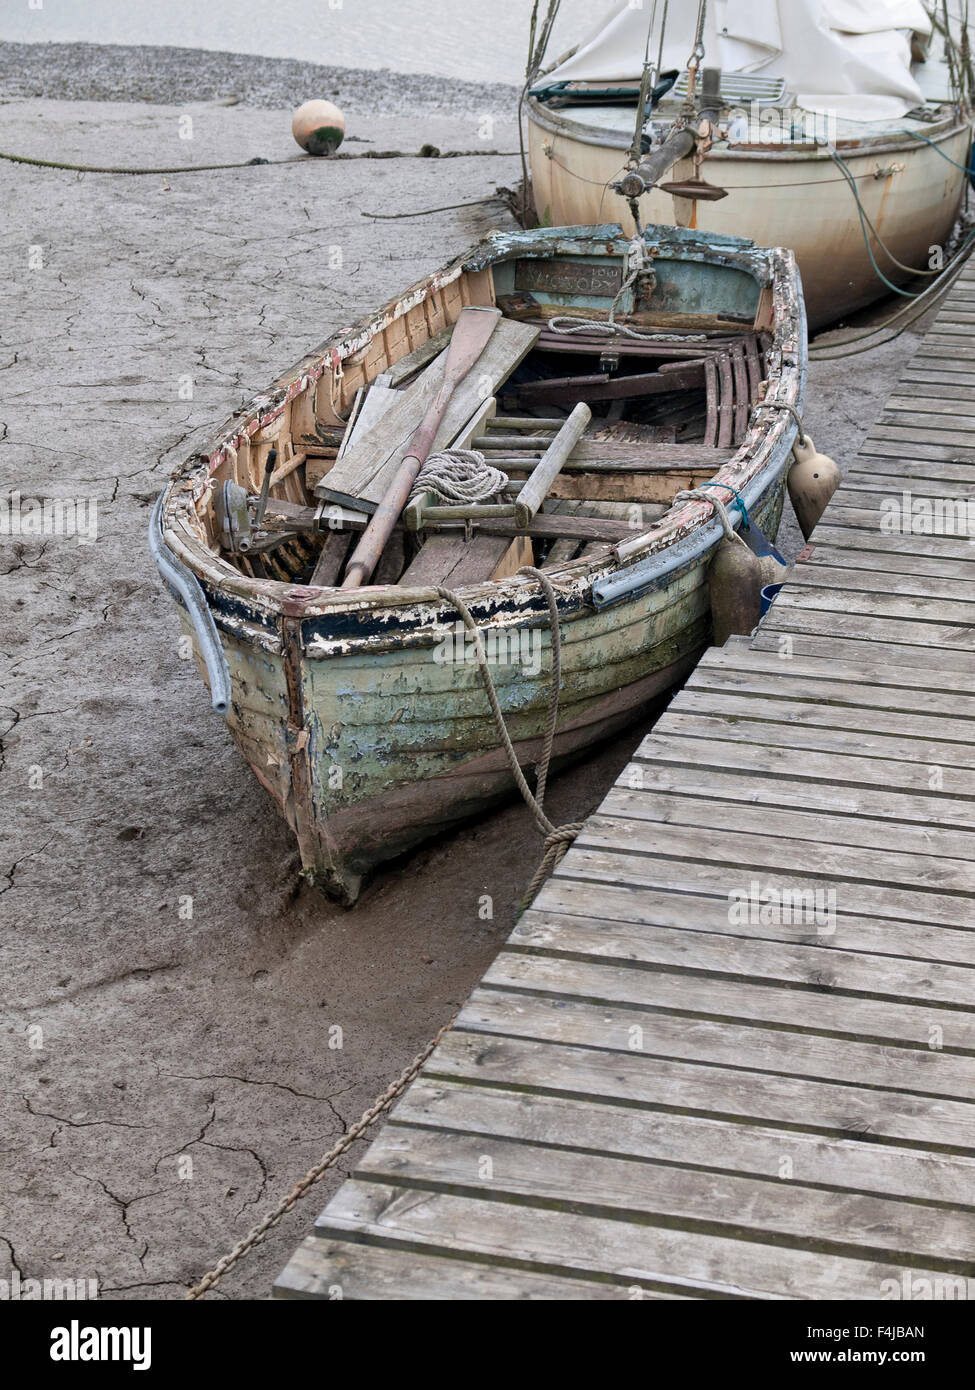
xmin=0 ymin=0 xmax=612 ymax=85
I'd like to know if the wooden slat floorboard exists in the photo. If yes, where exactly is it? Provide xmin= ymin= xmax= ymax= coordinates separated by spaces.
xmin=394 ymin=1079 xmax=975 ymax=1206
xmin=275 ymin=262 xmax=975 ymax=1300
xmin=530 ymin=878 xmax=975 ymax=967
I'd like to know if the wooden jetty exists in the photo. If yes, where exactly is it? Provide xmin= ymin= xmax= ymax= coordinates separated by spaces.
xmin=275 ymin=265 xmax=975 ymax=1300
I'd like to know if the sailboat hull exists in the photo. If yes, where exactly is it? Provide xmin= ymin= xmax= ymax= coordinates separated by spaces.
xmin=527 ymin=102 xmax=970 ymax=328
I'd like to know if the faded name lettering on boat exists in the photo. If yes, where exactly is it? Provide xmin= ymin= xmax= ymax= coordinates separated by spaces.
xmin=514 ymin=259 xmax=623 ymax=298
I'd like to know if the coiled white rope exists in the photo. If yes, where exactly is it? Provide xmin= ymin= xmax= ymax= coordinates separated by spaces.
xmin=407 ymin=448 xmax=509 ymax=507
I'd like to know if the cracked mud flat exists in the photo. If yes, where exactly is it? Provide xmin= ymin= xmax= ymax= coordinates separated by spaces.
xmin=0 ymin=80 xmax=926 ymax=1300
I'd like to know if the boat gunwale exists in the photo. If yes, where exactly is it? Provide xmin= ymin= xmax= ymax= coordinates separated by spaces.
xmin=525 ymin=92 xmax=969 ymax=159
xmin=159 ymin=225 xmax=804 ymax=646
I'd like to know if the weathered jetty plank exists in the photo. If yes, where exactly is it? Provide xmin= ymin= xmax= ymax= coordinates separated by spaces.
xmin=275 ymin=262 xmax=975 ymax=1299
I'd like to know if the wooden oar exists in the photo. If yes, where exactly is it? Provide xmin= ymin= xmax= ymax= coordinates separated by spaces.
xmin=341 ymin=305 xmax=501 ymax=589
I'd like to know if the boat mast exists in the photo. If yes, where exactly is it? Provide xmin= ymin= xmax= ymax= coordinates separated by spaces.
xmin=520 ymin=1 xmax=563 ymax=224
xmin=627 ymin=0 xmax=665 ymax=170
xmin=615 ymin=0 xmax=713 ymax=213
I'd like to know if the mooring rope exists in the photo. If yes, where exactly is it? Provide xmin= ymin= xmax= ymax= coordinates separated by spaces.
xmin=362 ymin=194 xmax=506 ymax=220
xmin=827 ymin=147 xmax=934 ymax=297
xmin=760 ymin=400 xmax=809 ymax=444
xmin=809 ymin=220 xmax=975 ymax=359
xmin=407 ymin=448 xmax=509 ymax=507
xmin=0 ymin=147 xmax=519 ymax=176
xmin=546 ymin=235 xmax=707 ymax=343
xmin=673 ymin=484 xmax=749 ymax=546
xmin=898 ymin=126 xmax=975 ymax=173
xmin=547 ymin=234 xmax=685 ymax=340
xmin=436 ymin=567 xmax=583 ymax=908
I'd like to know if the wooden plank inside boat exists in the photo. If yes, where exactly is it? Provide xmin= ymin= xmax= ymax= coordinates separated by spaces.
xmin=399 ymin=534 xmax=532 ymax=588
xmin=312 ymin=318 xmax=540 ymax=506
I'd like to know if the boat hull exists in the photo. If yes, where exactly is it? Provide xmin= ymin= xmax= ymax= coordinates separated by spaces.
xmin=156 ymin=224 xmax=804 ymax=903
xmin=527 ymin=103 xmax=971 ymax=329
xmin=176 ymin=481 xmax=785 ymax=903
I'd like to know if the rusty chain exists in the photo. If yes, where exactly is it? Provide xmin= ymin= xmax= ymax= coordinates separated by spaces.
xmin=186 ymin=1014 xmax=456 ymax=1299
xmin=188 ymin=571 xmax=579 ymax=1296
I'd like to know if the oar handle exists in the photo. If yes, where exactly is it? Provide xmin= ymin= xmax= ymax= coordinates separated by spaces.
xmin=341 ymin=454 xmax=422 ymax=590
xmin=341 ymin=306 xmax=501 ymax=589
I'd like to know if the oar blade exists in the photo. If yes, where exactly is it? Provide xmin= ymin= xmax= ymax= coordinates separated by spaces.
xmin=441 ymin=305 xmax=502 ymax=386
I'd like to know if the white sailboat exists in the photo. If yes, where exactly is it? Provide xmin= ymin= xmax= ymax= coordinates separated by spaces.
xmin=526 ymin=1 xmax=974 ymax=326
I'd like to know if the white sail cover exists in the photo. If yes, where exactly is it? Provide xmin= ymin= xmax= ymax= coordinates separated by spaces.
xmin=540 ymin=1 xmax=933 ymax=121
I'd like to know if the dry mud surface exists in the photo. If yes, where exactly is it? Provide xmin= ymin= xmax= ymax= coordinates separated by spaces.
xmin=0 ymin=40 xmax=520 ymax=114
xmin=0 ymin=87 xmax=926 ymax=1299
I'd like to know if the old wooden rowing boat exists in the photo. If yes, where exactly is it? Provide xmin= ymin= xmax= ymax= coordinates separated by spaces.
xmin=151 ymin=222 xmax=805 ymax=903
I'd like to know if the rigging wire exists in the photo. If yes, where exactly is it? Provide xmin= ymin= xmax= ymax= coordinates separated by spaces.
xmin=684 ymin=0 xmax=709 ymax=106
xmin=628 ymin=0 xmax=661 ymax=167
xmin=691 ymin=0 xmax=709 ymax=59
xmin=810 ymin=224 xmax=975 ymax=358
xmin=827 ymin=147 xmax=938 ymax=294
xmin=655 ymin=0 xmax=671 ymax=89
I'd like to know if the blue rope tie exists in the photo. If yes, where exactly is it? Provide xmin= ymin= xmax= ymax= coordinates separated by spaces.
xmin=698 ymin=481 xmax=750 ymax=530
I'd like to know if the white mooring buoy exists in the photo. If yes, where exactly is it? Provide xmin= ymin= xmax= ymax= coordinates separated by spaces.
xmin=292 ymin=100 xmax=346 ymax=156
